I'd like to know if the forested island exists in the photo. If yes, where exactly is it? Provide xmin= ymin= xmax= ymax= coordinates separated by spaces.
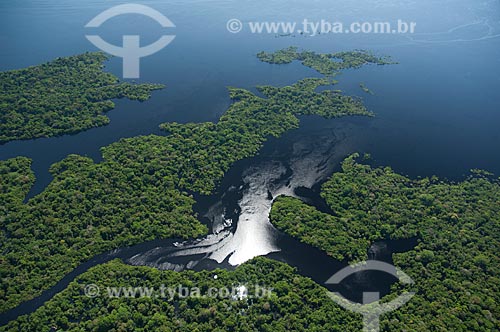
xmin=359 ymin=82 xmax=374 ymax=95
xmin=0 ymin=64 xmax=371 ymax=312
xmin=270 ymin=154 xmax=500 ymax=330
xmin=257 ymin=46 xmax=395 ymax=76
xmin=0 ymin=52 xmax=164 ymax=143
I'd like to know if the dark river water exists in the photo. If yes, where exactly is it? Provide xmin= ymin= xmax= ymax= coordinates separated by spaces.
xmin=1 ymin=0 xmax=500 ymax=325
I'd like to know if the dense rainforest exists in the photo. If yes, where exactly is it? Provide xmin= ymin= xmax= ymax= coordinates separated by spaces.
xmin=270 ymin=154 xmax=500 ymax=331
xmin=9 ymin=48 xmax=496 ymax=331
xmin=0 ymin=52 xmax=163 ymax=143
xmin=0 ymin=50 xmax=373 ymax=313
xmin=0 ymin=258 xmax=362 ymax=332
xmin=4 ymin=155 xmax=498 ymax=331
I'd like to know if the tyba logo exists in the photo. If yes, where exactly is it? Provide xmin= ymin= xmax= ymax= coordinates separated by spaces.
xmin=85 ymin=4 xmax=175 ymax=78
xmin=325 ymin=260 xmax=415 ymax=332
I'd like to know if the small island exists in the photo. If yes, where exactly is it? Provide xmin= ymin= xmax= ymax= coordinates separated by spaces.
xmin=257 ymin=46 xmax=396 ymax=76
xmin=0 ymin=52 xmax=164 ymax=144
xmin=359 ymin=82 xmax=374 ymax=95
